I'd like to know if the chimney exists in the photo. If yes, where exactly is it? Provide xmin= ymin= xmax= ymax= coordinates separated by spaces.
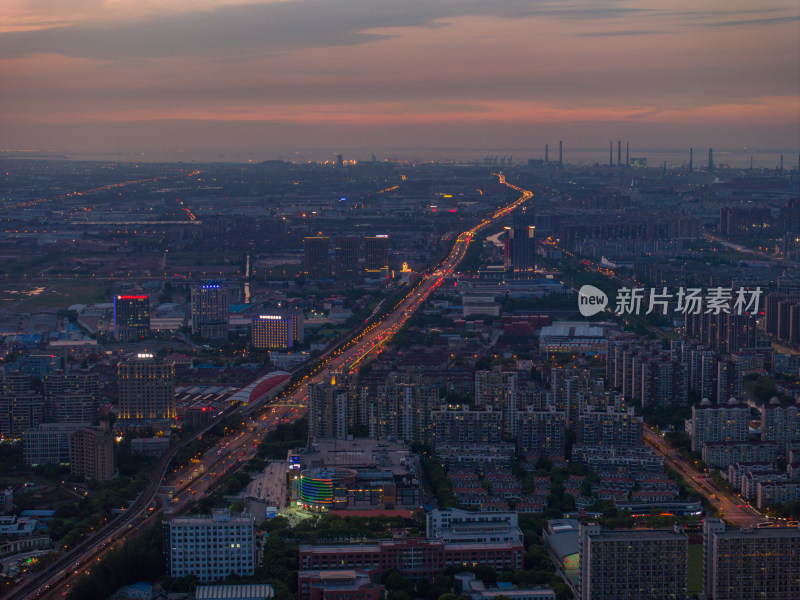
xmin=559 ymin=140 xmax=563 ymax=166
xmin=609 ymin=141 xmax=613 ymax=166
xmin=626 ymin=141 xmax=629 ymax=168
xmin=617 ymin=141 xmax=621 ymax=167
xmin=545 ymin=144 xmax=549 ymax=163
xmin=689 ymin=148 xmax=693 ymax=173
xmin=708 ymin=147 xmax=714 ymax=173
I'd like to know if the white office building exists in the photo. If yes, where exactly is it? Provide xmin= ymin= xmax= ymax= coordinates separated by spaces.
xmin=166 ymin=510 xmax=255 ymax=582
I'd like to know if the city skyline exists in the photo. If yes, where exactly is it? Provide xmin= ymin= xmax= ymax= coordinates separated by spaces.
xmin=1 ymin=0 xmax=798 ymax=159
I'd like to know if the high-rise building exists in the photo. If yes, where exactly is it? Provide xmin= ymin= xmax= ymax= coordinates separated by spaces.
xmin=252 ymin=314 xmax=293 ymax=349
xmin=370 ymin=382 xmax=439 ymax=444
xmin=764 ymin=293 xmax=800 ymax=342
xmin=578 ymin=523 xmax=688 ymax=600
xmin=703 ymin=519 xmax=800 ymax=600
xmin=0 ymin=375 xmax=43 ymax=438
xmin=690 ymin=398 xmax=749 ymax=452
xmin=760 ymin=398 xmax=800 ymax=448
xmin=117 ymin=354 xmax=175 ymax=422
xmin=716 ymin=359 xmax=743 ymax=405
xmin=474 ymin=368 xmax=524 ymax=434
xmin=69 ymin=422 xmax=114 ymax=481
xmin=505 ymin=212 xmax=535 ymax=279
xmin=166 ymin=509 xmax=255 ymax=581
xmin=286 ymin=308 xmax=304 ymax=344
xmin=43 ymin=373 xmax=99 ymax=424
xmin=190 ymin=282 xmax=230 ymax=340
xmin=577 ymin=407 xmax=642 ymax=448
xmin=252 ymin=309 xmax=304 ymax=349
xmin=364 ymin=235 xmax=389 ymax=275
xmin=334 ymin=237 xmax=360 ymax=279
xmin=23 ymin=422 xmax=87 ymax=466
xmin=304 ymin=237 xmax=331 ymax=279
xmin=113 ymin=295 xmax=150 ymax=342
xmin=516 ymin=407 xmax=566 ymax=458
xmin=308 ymin=373 xmax=349 ymax=440
xmin=429 ymin=406 xmax=502 ymax=449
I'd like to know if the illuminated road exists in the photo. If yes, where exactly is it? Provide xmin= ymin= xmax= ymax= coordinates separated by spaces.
xmin=1 ymin=171 xmax=201 ymax=212
xmin=282 ymin=172 xmax=532 ymax=400
xmin=643 ymin=428 xmax=767 ymax=527
xmin=703 ymin=232 xmax=797 ymax=267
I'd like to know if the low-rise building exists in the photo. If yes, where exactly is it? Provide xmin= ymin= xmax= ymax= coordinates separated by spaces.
xmin=426 ymin=509 xmax=523 ymax=545
xmin=298 ymin=570 xmax=383 ymax=600
xmin=299 ymin=537 xmax=524 ymax=579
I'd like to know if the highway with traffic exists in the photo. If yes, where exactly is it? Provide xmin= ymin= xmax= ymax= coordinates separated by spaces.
xmin=643 ymin=427 xmax=767 ymax=527
xmin=10 ymin=172 xmax=532 ymax=600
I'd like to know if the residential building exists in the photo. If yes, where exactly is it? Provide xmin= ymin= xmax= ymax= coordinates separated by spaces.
xmin=0 ymin=375 xmax=43 ymax=438
xmin=516 ymin=407 xmax=566 ymax=458
xmin=760 ymin=398 xmax=800 ymax=448
xmin=430 ymin=406 xmax=502 ymax=449
xmin=690 ymin=399 xmax=749 ymax=452
xmin=308 ymin=373 xmax=348 ymax=440
xmin=69 ymin=422 xmax=114 ymax=481
xmin=578 ymin=522 xmax=688 ymax=600
xmin=43 ymin=372 xmax=99 ymax=424
xmin=577 ymin=407 xmax=641 ymax=448
xmin=702 ymin=441 xmax=778 ymax=469
xmin=703 ymin=519 xmax=800 ymax=599
xmin=370 ymin=382 xmax=438 ymax=444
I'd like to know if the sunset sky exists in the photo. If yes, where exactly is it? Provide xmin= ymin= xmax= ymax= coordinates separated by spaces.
xmin=1 ymin=0 xmax=798 ymax=160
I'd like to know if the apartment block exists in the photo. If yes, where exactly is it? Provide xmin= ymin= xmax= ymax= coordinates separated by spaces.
xmin=703 ymin=519 xmax=800 ymax=600
xmin=690 ymin=399 xmax=749 ymax=452
xmin=578 ymin=523 xmax=688 ymax=600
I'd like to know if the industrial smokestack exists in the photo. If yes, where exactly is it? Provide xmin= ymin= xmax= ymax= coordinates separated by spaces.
xmin=618 ymin=141 xmax=621 ymax=167
xmin=780 ymin=154 xmax=784 ymax=171
xmin=626 ymin=141 xmax=629 ymax=168
xmin=689 ymin=148 xmax=693 ymax=173
xmin=609 ymin=141 xmax=613 ymax=166
xmin=708 ymin=147 xmax=714 ymax=173
xmin=559 ymin=140 xmax=562 ymax=167
xmin=545 ymin=144 xmax=549 ymax=163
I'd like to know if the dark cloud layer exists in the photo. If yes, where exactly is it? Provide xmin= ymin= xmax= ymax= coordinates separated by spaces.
xmin=0 ymin=0 xmax=681 ymax=60
xmin=1 ymin=1 xmax=791 ymax=61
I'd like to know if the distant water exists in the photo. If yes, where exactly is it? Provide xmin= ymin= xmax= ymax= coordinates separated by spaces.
xmin=59 ymin=146 xmax=799 ymax=169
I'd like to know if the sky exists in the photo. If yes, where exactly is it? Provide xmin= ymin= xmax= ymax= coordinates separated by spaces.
xmin=1 ymin=0 xmax=798 ymax=161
